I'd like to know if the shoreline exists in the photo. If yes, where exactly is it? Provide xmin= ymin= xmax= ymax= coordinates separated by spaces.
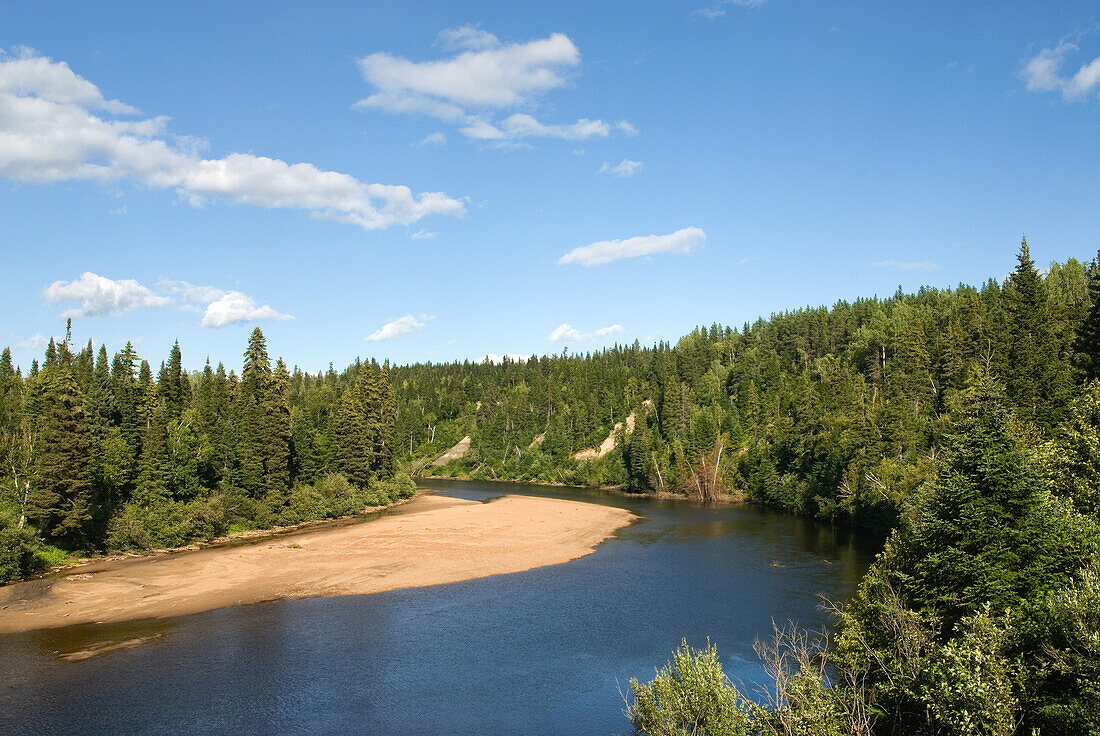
xmin=0 ymin=492 xmax=636 ymax=635
xmin=13 ymin=492 xmax=424 ymax=584
xmin=415 ymin=473 xmax=746 ymax=505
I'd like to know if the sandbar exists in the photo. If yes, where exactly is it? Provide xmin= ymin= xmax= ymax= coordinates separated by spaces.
xmin=0 ymin=493 xmax=636 ymax=634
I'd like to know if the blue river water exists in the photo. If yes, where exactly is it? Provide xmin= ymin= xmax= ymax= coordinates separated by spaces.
xmin=0 ymin=479 xmax=876 ymax=735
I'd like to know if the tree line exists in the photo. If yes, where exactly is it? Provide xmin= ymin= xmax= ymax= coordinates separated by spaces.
xmin=0 ymin=327 xmax=412 ymax=580
xmin=396 ymin=240 xmax=1092 ymax=532
xmin=391 ymin=240 xmax=1100 ymax=733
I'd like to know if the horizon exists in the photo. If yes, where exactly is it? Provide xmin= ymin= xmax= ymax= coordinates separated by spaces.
xmin=4 ymin=1 xmax=1100 ymax=372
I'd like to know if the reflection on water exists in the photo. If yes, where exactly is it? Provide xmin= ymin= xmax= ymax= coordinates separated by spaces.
xmin=0 ymin=479 xmax=878 ymax=736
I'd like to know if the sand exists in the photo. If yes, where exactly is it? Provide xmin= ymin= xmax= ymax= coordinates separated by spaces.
xmin=0 ymin=493 xmax=636 ymax=634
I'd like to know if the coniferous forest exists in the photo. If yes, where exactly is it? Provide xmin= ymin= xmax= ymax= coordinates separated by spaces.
xmin=0 ymin=327 xmax=412 ymax=581
xmin=3 ymin=241 xmax=1100 ymax=733
xmin=390 ymin=241 xmax=1100 ymax=734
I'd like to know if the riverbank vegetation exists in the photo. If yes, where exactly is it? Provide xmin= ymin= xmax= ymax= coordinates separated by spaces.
xmin=0 ymin=327 xmax=412 ymax=582
xmin=389 ymin=239 xmax=1100 ymax=733
xmin=396 ymin=240 xmax=1091 ymax=532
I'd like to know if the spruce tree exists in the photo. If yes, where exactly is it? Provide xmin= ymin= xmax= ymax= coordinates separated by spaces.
xmin=29 ymin=366 xmax=94 ymax=545
xmin=236 ymin=328 xmax=272 ymax=496
xmin=1003 ymin=238 xmax=1072 ymax=428
xmin=335 ymin=369 xmax=374 ymax=489
xmin=264 ymin=358 xmax=293 ymax=504
xmin=1074 ymin=250 xmax=1100 ymax=381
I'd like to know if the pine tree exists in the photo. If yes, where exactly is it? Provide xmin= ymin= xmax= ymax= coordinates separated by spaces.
xmin=335 ymin=367 xmax=376 ymax=489
xmin=903 ymin=372 xmax=1089 ymax=628
xmin=112 ymin=343 xmax=141 ymax=451
xmin=1074 ymin=251 xmax=1100 ymax=381
xmin=264 ymin=358 xmax=293 ymax=504
xmin=29 ymin=366 xmax=94 ymax=545
xmin=1003 ymin=238 xmax=1072 ymax=428
xmin=134 ymin=402 xmax=168 ymax=504
xmin=159 ymin=340 xmax=187 ymax=420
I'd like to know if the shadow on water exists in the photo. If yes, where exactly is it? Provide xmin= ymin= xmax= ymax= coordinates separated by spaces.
xmin=0 ymin=478 xmax=879 ymax=736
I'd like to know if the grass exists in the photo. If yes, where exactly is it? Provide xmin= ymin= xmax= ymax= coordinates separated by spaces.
xmin=34 ymin=543 xmax=72 ymax=569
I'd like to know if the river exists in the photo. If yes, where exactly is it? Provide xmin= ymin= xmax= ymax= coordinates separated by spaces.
xmin=0 ymin=479 xmax=877 ymax=735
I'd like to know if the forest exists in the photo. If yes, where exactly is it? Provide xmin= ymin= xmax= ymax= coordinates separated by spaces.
xmin=3 ymin=240 xmax=1099 ymax=733
xmin=392 ymin=240 xmax=1100 ymax=734
xmin=396 ymin=240 xmax=1094 ymax=531
xmin=0 ymin=327 xmax=413 ymax=581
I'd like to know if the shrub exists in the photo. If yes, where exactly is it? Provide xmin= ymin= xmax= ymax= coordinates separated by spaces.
xmin=0 ymin=523 xmax=40 ymax=582
xmin=627 ymin=639 xmax=752 ymax=736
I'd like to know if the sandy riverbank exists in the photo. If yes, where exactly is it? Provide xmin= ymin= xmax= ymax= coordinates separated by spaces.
xmin=0 ymin=493 xmax=636 ymax=634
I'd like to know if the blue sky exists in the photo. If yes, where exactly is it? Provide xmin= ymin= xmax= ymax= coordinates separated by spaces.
xmin=2 ymin=1 xmax=1099 ymax=372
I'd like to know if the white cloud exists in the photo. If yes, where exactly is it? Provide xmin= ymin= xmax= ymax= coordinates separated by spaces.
xmin=548 ymin=323 xmax=582 ymax=342
xmin=616 ymin=120 xmax=639 ymax=136
xmin=693 ymin=0 xmax=768 ymax=20
xmin=43 ymin=272 xmax=168 ymax=318
xmin=599 ymin=159 xmax=643 ymax=177
xmin=0 ymin=48 xmax=464 ymax=231
xmin=1021 ymin=42 xmax=1100 ymax=101
xmin=17 ymin=333 xmax=55 ymax=350
xmin=417 ymin=131 xmax=447 ymax=146
xmin=874 ymin=259 xmax=940 ymax=271
xmin=157 ymin=278 xmax=292 ymax=327
xmin=157 ymin=278 xmax=227 ymax=304
xmin=558 ymin=226 xmax=706 ymax=267
xmin=367 ymin=314 xmax=426 ymax=342
xmin=355 ymin=29 xmax=633 ymax=144
xmin=548 ymin=323 xmax=623 ymax=342
xmin=201 ymin=291 xmax=292 ymax=328
xmin=482 ymin=352 xmax=533 ymax=364
xmin=437 ymin=25 xmax=501 ymax=52
xmin=411 ymin=228 xmax=437 ymax=239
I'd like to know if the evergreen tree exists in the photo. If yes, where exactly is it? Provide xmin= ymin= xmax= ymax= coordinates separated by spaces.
xmin=1073 ymin=250 xmax=1100 ymax=381
xmin=29 ymin=366 xmax=94 ymax=545
xmin=1003 ymin=238 xmax=1072 ymax=428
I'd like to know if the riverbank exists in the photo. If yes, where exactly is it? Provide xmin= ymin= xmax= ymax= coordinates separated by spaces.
xmin=0 ymin=493 xmax=636 ymax=633
xmin=416 ymin=473 xmax=745 ymax=504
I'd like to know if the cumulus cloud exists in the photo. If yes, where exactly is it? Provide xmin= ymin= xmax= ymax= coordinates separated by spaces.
xmin=156 ymin=278 xmax=292 ymax=327
xmin=558 ymin=226 xmax=706 ymax=267
xmin=43 ymin=272 xmax=168 ymax=318
xmin=17 ymin=333 xmax=55 ymax=350
xmin=355 ymin=28 xmax=635 ymax=144
xmin=0 ymin=48 xmax=464 ymax=231
xmin=874 ymin=259 xmax=940 ymax=271
xmin=599 ymin=159 xmax=643 ymax=177
xmin=411 ymin=228 xmax=437 ymax=239
xmin=201 ymin=291 xmax=292 ymax=328
xmin=548 ymin=323 xmax=623 ymax=342
xmin=367 ymin=314 xmax=426 ymax=342
xmin=1021 ymin=42 xmax=1100 ymax=101
xmin=548 ymin=323 xmax=582 ymax=342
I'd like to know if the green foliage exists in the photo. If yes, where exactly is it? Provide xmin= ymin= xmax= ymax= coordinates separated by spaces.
xmin=627 ymin=639 xmax=752 ymax=736
xmin=0 ymin=522 xmax=40 ymax=582
xmin=0 ymin=328 xmax=406 ymax=573
xmin=920 ymin=608 xmax=1017 ymax=736
xmin=106 ymin=495 xmax=229 ymax=551
xmin=395 ymin=249 xmax=1091 ymax=536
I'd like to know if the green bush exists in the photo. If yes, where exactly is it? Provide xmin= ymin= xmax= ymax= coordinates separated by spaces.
xmin=0 ymin=523 xmax=40 ymax=582
xmin=106 ymin=495 xmax=228 ymax=551
xmin=627 ymin=639 xmax=752 ymax=736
